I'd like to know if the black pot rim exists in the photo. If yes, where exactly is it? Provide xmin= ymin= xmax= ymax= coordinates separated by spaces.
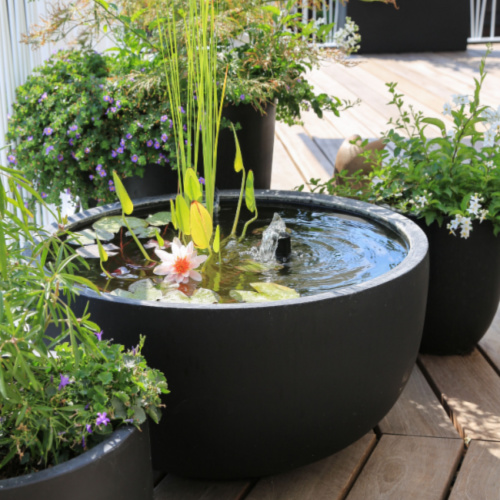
xmin=60 ymin=190 xmax=428 ymax=310
xmin=0 ymin=426 xmax=137 ymax=489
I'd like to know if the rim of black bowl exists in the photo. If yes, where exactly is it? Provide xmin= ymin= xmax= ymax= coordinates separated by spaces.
xmin=57 ymin=189 xmax=429 ymax=310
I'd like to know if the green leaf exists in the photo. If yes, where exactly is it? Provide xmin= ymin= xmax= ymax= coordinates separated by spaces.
xmin=250 ymin=283 xmax=300 ymax=301
xmin=421 ymin=117 xmax=446 ymax=134
xmin=213 ymin=225 xmax=220 ymax=253
xmin=245 ymin=170 xmax=256 ymax=213
xmin=132 ymin=405 xmax=147 ymax=424
xmin=113 ymin=171 xmax=134 ymax=215
xmin=170 ymin=199 xmax=178 ymax=230
xmin=231 ymin=124 xmax=244 ymax=173
xmin=176 ymin=195 xmax=190 ymax=235
xmin=190 ymin=201 xmax=212 ymax=249
xmin=184 ymin=168 xmax=203 ymax=202
xmin=98 ymin=372 xmax=113 ymax=385
xmin=146 ymin=211 xmax=172 ymax=226
xmin=93 ymin=216 xmax=124 ymax=234
xmin=229 ymin=290 xmax=269 ymax=303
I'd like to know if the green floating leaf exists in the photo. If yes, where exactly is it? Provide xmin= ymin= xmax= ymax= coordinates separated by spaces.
xmin=93 ymin=216 xmax=124 ymax=234
xmin=235 ymin=259 xmax=283 ymax=274
xmin=229 ymin=290 xmax=269 ymax=303
xmin=125 ymin=217 xmax=149 ymax=229
xmin=146 ymin=211 xmax=172 ymax=226
xmin=160 ymin=288 xmax=219 ymax=304
xmin=125 ymin=226 xmax=159 ymax=239
xmin=250 ymin=282 xmax=300 ymax=301
xmin=75 ymin=243 xmax=119 ymax=259
xmin=68 ymin=229 xmax=96 ymax=246
xmin=128 ymin=279 xmax=154 ymax=293
xmin=110 ymin=285 xmax=163 ymax=302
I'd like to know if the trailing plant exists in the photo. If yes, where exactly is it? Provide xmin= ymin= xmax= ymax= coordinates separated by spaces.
xmin=0 ymin=165 xmax=169 ymax=478
xmin=301 ymin=49 xmax=500 ymax=238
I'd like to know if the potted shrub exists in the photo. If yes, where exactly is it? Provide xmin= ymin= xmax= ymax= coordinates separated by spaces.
xmin=0 ymin=167 xmax=169 ymax=499
xmin=311 ymin=50 xmax=500 ymax=355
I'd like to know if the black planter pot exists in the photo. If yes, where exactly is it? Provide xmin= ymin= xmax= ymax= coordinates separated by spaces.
xmin=347 ymin=0 xmax=469 ymax=54
xmin=0 ymin=426 xmax=154 ymax=500
xmin=122 ymin=163 xmax=179 ymax=199
xmin=63 ymin=191 xmax=428 ymax=480
xmin=215 ymin=103 xmax=276 ymax=190
xmin=414 ymin=219 xmax=500 ymax=355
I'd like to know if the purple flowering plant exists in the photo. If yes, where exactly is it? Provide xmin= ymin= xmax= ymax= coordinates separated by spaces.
xmin=6 ymin=49 xmax=177 ymax=208
xmin=0 ymin=169 xmax=168 ymax=478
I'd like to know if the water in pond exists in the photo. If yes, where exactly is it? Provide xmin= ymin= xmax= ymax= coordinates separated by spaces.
xmin=75 ymin=205 xmax=408 ymax=303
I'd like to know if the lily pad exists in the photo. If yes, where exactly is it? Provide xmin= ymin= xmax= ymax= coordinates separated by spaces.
xmin=160 ymin=288 xmax=220 ymax=304
xmin=128 ymin=279 xmax=155 ymax=293
xmin=93 ymin=216 xmax=124 ymax=234
xmin=229 ymin=290 xmax=270 ymax=303
xmin=250 ymin=282 xmax=300 ymax=301
xmin=75 ymin=243 xmax=119 ymax=259
xmin=126 ymin=226 xmax=160 ymax=239
xmin=235 ymin=259 xmax=283 ymax=274
xmin=146 ymin=211 xmax=172 ymax=226
xmin=68 ymin=229 xmax=96 ymax=246
xmin=125 ymin=217 xmax=149 ymax=229
xmin=110 ymin=283 xmax=163 ymax=301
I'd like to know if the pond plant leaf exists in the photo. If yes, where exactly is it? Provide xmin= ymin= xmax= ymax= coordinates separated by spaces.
xmin=124 ymin=217 xmax=148 ymax=229
xmin=75 ymin=243 xmax=119 ymax=259
xmin=146 ymin=211 xmax=172 ymax=226
xmin=190 ymin=201 xmax=212 ymax=249
xmin=250 ymin=283 xmax=300 ymax=300
xmin=113 ymin=170 xmax=134 ymax=215
xmin=235 ymin=259 xmax=283 ymax=273
xmin=92 ymin=216 xmax=124 ymax=234
xmin=68 ymin=229 xmax=97 ymax=246
xmin=125 ymin=226 xmax=159 ymax=239
xmin=160 ymin=288 xmax=219 ymax=304
xmin=229 ymin=290 xmax=269 ymax=303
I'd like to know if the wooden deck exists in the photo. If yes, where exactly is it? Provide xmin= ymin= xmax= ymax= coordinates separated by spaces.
xmin=154 ymin=44 xmax=500 ymax=499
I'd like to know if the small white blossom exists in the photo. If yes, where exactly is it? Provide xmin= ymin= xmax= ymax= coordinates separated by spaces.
xmin=446 ymin=129 xmax=456 ymax=139
xmin=480 ymin=209 xmax=489 ymax=222
xmin=484 ymin=128 xmax=496 ymax=148
xmin=442 ymin=102 xmax=452 ymax=116
xmin=414 ymin=195 xmax=428 ymax=208
xmin=482 ymin=106 xmax=500 ymax=124
xmin=452 ymin=94 xmax=470 ymax=106
xmin=485 ymin=160 xmax=494 ymax=169
xmin=371 ymin=176 xmax=383 ymax=186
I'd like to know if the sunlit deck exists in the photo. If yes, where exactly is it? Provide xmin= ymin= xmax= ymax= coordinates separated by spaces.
xmin=153 ymin=44 xmax=500 ymax=500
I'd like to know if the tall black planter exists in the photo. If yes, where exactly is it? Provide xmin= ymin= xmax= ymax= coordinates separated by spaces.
xmin=122 ymin=163 xmax=179 ymax=199
xmin=348 ymin=0 xmax=470 ymax=54
xmin=415 ymin=220 xmax=500 ymax=355
xmin=0 ymin=426 xmax=154 ymax=500
xmin=215 ymin=103 xmax=276 ymax=190
xmin=62 ymin=191 xmax=428 ymax=480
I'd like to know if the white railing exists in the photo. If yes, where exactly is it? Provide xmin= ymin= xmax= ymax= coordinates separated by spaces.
xmin=469 ymin=0 xmax=500 ymax=42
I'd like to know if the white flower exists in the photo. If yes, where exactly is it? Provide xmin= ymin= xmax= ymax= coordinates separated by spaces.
xmin=414 ymin=195 xmax=428 ymax=208
xmin=154 ymin=237 xmax=208 ymax=284
xmin=480 ymin=209 xmax=489 ymax=223
xmin=442 ymin=102 xmax=452 ymax=116
xmin=446 ymin=129 xmax=456 ymax=140
xmin=452 ymin=94 xmax=470 ymax=106
xmin=484 ymin=128 xmax=496 ymax=148
xmin=460 ymin=227 xmax=471 ymax=238
xmin=371 ymin=176 xmax=384 ymax=186
xmin=482 ymin=106 xmax=500 ymax=124
xmin=485 ymin=160 xmax=494 ymax=169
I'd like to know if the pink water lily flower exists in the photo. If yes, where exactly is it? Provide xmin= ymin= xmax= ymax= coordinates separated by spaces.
xmin=154 ymin=237 xmax=207 ymax=284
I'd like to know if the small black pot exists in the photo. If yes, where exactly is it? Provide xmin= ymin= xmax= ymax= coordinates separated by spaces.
xmin=414 ymin=219 xmax=500 ymax=355
xmin=347 ymin=0 xmax=469 ymax=54
xmin=215 ymin=103 xmax=276 ymax=190
xmin=0 ymin=426 xmax=154 ymax=500
xmin=63 ymin=191 xmax=428 ymax=480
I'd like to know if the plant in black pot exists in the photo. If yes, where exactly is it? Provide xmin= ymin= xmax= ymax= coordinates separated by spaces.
xmin=310 ymin=50 xmax=500 ymax=355
xmin=0 ymin=167 xmax=169 ymax=499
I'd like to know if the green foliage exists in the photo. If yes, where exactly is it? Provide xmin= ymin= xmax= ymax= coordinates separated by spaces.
xmin=304 ymin=50 xmax=500 ymax=238
xmin=0 ymin=166 xmax=168 ymax=477
xmin=6 ymin=49 xmax=176 ymax=208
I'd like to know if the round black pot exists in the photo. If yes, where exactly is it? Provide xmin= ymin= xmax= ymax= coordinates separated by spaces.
xmin=347 ymin=0 xmax=469 ymax=54
xmin=0 ymin=426 xmax=154 ymax=500
xmin=64 ymin=190 xmax=428 ymax=480
xmin=215 ymin=103 xmax=276 ymax=190
xmin=414 ymin=219 xmax=500 ymax=355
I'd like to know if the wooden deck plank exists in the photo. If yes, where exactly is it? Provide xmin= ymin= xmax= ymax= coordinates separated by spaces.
xmin=245 ymin=433 xmax=376 ymax=500
xmin=378 ymin=366 xmax=460 ymax=439
xmin=271 ymin=130 xmax=308 ymax=191
xmin=478 ymin=303 xmax=500 ymax=375
xmin=448 ymin=440 xmax=500 ymax=500
xmin=419 ymin=350 xmax=500 ymax=441
xmin=154 ymin=475 xmax=251 ymax=500
xmin=346 ymin=435 xmax=463 ymax=500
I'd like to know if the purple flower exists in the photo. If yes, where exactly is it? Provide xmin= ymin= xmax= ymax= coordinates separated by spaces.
xmin=109 ymin=184 xmax=115 ymax=192
xmin=120 ymin=138 xmax=126 ymax=147
xmin=96 ymin=164 xmax=103 ymax=171
xmin=146 ymin=140 xmax=153 ymax=147
xmin=103 ymin=95 xmax=111 ymax=102
xmin=161 ymin=115 xmax=168 ymax=122
xmin=43 ymin=127 xmax=53 ymax=136
xmin=99 ymin=84 xmax=104 ymax=89
xmin=131 ymin=154 xmax=138 ymax=163
xmin=41 ymin=192 xmax=47 ymax=199
xmin=116 ymin=100 xmax=121 ymax=109
xmin=136 ymin=121 xmax=143 ymax=128
xmin=126 ymin=133 xmax=133 ymax=140
xmin=199 ymin=177 xmax=205 ymax=185
xmin=7 ymin=154 xmax=16 ymax=164
xmin=96 ymin=412 xmax=111 ymax=426
xmin=45 ymin=145 xmax=54 ymax=155
xmin=99 ymin=169 xmax=107 ymax=177
xmin=169 ymin=120 xmax=173 ymax=129
xmin=71 ymin=151 xmax=77 ymax=160
xmin=86 ymin=424 xmax=92 ymax=433
xmin=89 ymin=174 xmax=94 ymax=180
xmin=154 ymin=141 xmax=160 ymax=150
xmin=38 ymin=92 xmax=47 ymax=103
xmin=58 ymin=154 xmax=64 ymax=161
xmin=109 ymin=107 xmax=117 ymax=114
xmin=76 ymin=133 xmax=81 ymax=139
xmin=183 ymin=124 xmax=187 ymax=132
xmin=161 ymin=133 xmax=168 ymax=142
xmin=117 ymin=147 xmax=124 ymax=154
xmin=58 ymin=374 xmax=70 ymax=391
xmin=65 ymin=188 xmax=71 ymax=195
xmin=240 ymin=94 xmax=245 ymax=101
xmin=27 ymin=135 xmax=33 ymax=141
xmin=85 ymin=147 xmax=90 ymax=154
xmin=69 ymin=125 xmax=78 ymax=132
xmin=95 ymin=330 xmax=103 ymax=341
xmin=111 ymin=150 xmax=118 ymax=158
xmin=179 ymin=106 xmax=186 ymax=114
xmin=69 ymin=138 xmax=74 ymax=146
